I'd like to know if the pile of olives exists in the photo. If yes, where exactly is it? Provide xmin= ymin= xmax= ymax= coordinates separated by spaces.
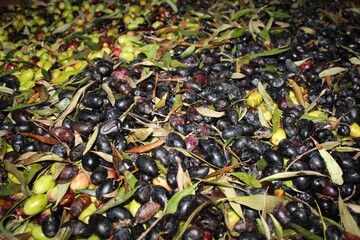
xmin=0 ymin=0 xmax=360 ymax=239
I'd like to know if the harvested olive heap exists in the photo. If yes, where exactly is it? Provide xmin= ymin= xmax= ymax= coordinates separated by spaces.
xmin=1 ymin=0 xmax=360 ymax=239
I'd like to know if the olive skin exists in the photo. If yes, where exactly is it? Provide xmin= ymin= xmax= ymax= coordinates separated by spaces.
xmin=182 ymin=225 xmax=204 ymax=240
xmin=41 ymin=214 xmax=60 ymax=238
xmin=161 ymin=214 xmax=179 ymax=239
xmin=237 ymin=231 xmax=266 ymax=240
xmin=177 ymin=195 xmax=197 ymax=220
xmin=136 ymin=154 xmax=159 ymax=178
xmin=151 ymin=185 xmax=170 ymax=209
xmin=113 ymin=227 xmax=132 ymax=240
xmin=95 ymin=178 xmax=119 ymax=202
xmin=107 ymin=205 xmax=135 ymax=226
xmin=62 ymin=220 xmax=92 ymax=239
xmin=166 ymin=132 xmax=186 ymax=148
xmin=205 ymin=145 xmax=228 ymax=168
xmin=89 ymin=213 xmax=114 ymax=239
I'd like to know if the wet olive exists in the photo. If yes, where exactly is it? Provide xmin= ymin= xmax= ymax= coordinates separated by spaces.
xmin=89 ymin=213 xmax=113 ymax=239
xmin=205 ymin=145 xmax=228 ymax=168
xmin=82 ymin=92 xmax=104 ymax=108
xmin=182 ymin=225 xmax=204 ymax=240
xmin=113 ymin=227 xmax=132 ymax=240
xmin=317 ymin=197 xmax=339 ymax=219
xmin=117 ymin=159 xmax=136 ymax=174
xmin=82 ymin=152 xmax=101 ymax=172
xmin=100 ymin=119 xmax=122 ymax=138
xmin=115 ymin=95 xmax=134 ymax=112
xmin=134 ymin=180 xmax=151 ymax=204
xmin=166 ymin=132 xmax=186 ymax=148
xmin=188 ymin=165 xmax=209 ymax=178
xmin=325 ymin=225 xmax=344 ymax=240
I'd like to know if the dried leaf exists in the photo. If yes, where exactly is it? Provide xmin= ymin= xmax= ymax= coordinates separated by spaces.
xmin=55 ymin=183 xmax=70 ymax=207
xmin=316 ymin=141 xmax=344 ymax=185
xmin=349 ymin=57 xmax=360 ymax=65
xmin=0 ymin=86 xmax=15 ymax=95
xmin=218 ymin=177 xmax=244 ymax=221
xmin=339 ymin=196 xmax=360 ymax=237
xmin=102 ymin=83 xmax=115 ymax=106
xmin=19 ymin=132 xmax=60 ymax=145
xmin=319 ymin=67 xmax=347 ymax=78
xmin=257 ymin=82 xmax=274 ymax=106
xmin=231 ymin=72 xmax=246 ymax=79
xmin=195 ymin=107 xmax=225 ymax=118
xmin=126 ymin=139 xmax=165 ymax=153
xmin=218 ymin=194 xmax=283 ymax=212
xmin=91 ymin=151 xmax=113 ymax=163
xmin=165 ymin=181 xmax=200 ymax=214
xmin=260 ymin=171 xmax=324 ymax=182
xmin=231 ymin=172 xmax=262 ymax=188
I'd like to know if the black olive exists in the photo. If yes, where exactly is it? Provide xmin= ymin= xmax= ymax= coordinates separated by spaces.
xmin=69 ymin=143 xmax=86 ymax=162
xmin=90 ymin=166 xmax=108 ymax=186
xmin=113 ymin=227 xmax=132 ymax=240
xmin=82 ymin=92 xmax=104 ymax=108
xmin=41 ymin=214 xmax=60 ymax=238
xmin=325 ymin=226 xmax=344 ymax=240
xmin=99 ymin=119 xmax=122 ymax=138
xmin=182 ymin=225 xmax=204 ymax=240
xmin=237 ymin=231 xmax=266 ymax=240
xmin=95 ymin=178 xmax=119 ymax=202
xmin=134 ymin=180 xmax=151 ymax=204
xmin=166 ymin=132 xmax=186 ymax=148
xmin=82 ymin=152 xmax=101 ymax=172
xmin=115 ymin=95 xmax=134 ymax=112
xmin=61 ymin=220 xmax=92 ymax=239
xmin=205 ymin=145 xmax=228 ymax=168
xmin=89 ymin=213 xmax=113 ymax=239
xmin=107 ymin=205 xmax=135 ymax=226
xmin=96 ymin=134 xmax=112 ymax=154
xmin=317 ymin=197 xmax=339 ymax=220
xmin=57 ymin=164 xmax=79 ymax=183
xmin=177 ymin=195 xmax=197 ymax=220
xmin=136 ymin=154 xmax=159 ymax=178
xmin=151 ymin=185 xmax=170 ymax=209
xmin=51 ymin=144 xmax=68 ymax=158
xmin=273 ymin=202 xmax=292 ymax=228
xmin=77 ymin=109 xmax=104 ymax=124
xmin=188 ymin=166 xmax=209 ymax=178
xmin=160 ymin=214 xmax=179 ymax=239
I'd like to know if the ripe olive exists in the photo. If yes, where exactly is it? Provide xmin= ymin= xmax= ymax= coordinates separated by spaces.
xmin=89 ymin=213 xmax=114 ymax=239
xmin=136 ymin=154 xmax=159 ymax=178
xmin=41 ymin=214 xmax=60 ymax=238
xmin=96 ymin=178 xmax=119 ymax=202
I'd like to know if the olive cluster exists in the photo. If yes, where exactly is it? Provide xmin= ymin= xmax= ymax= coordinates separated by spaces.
xmin=1 ymin=0 xmax=360 ymax=240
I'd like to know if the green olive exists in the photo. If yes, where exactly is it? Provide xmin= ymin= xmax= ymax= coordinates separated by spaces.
xmin=246 ymin=92 xmax=262 ymax=109
xmin=350 ymin=123 xmax=360 ymax=138
xmin=32 ymin=225 xmax=53 ymax=240
xmin=23 ymin=194 xmax=48 ymax=216
xmin=33 ymin=174 xmax=56 ymax=194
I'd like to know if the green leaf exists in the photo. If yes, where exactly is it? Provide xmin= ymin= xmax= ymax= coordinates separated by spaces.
xmin=124 ymin=170 xmax=138 ymax=189
xmin=317 ymin=142 xmax=344 ymax=185
xmin=165 ymin=181 xmax=200 ymax=214
xmin=260 ymin=171 xmax=324 ymax=182
xmin=232 ymin=28 xmax=245 ymax=38
xmin=338 ymin=196 xmax=360 ymax=237
xmin=269 ymin=213 xmax=283 ymax=239
xmin=219 ymin=178 xmax=244 ymax=221
xmin=2 ymin=102 xmax=41 ymax=112
xmin=267 ymin=10 xmax=291 ymax=18
xmin=139 ymin=44 xmax=159 ymax=60
xmin=291 ymin=224 xmax=323 ymax=240
xmin=249 ymin=47 xmax=289 ymax=61
xmin=162 ymin=52 xmax=172 ymax=68
xmin=0 ymin=183 xmax=22 ymax=196
xmin=231 ymin=172 xmax=262 ymax=188
xmin=164 ymin=0 xmax=178 ymax=13
xmin=218 ymin=195 xmax=283 ymax=212
xmin=272 ymin=105 xmax=281 ymax=133
xmin=96 ymin=187 xmax=138 ymax=214
xmin=180 ymin=45 xmax=196 ymax=58
xmin=257 ymin=81 xmax=274 ymax=106
xmin=231 ymin=9 xmax=252 ymax=20
xmin=85 ymin=40 xmax=100 ymax=50
xmin=4 ymin=160 xmax=30 ymax=196
xmin=55 ymin=183 xmax=70 ymax=206
xmin=259 ymin=28 xmax=270 ymax=41
xmin=53 ymin=22 xmax=72 ymax=34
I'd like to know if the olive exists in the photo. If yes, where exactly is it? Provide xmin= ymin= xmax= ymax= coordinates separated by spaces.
xmin=309 ymin=177 xmax=326 ymax=192
xmin=278 ymin=139 xmax=298 ymax=159
xmin=317 ymin=197 xmax=338 ymax=220
xmin=82 ymin=152 xmax=101 ymax=172
xmin=81 ymin=92 xmax=104 ymax=109
xmin=113 ymin=227 xmax=132 ymax=240
xmin=325 ymin=225 xmax=344 ymax=240
xmin=205 ymin=145 xmax=228 ymax=168
xmin=50 ymin=127 xmax=73 ymax=142
xmin=115 ymin=95 xmax=134 ymax=112
xmin=343 ymin=168 xmax=360 ymax=184
xmin=95 ymin=178 xmax=119 ymax=202
xmin=62 ymin=219 xmax=92 ymax=239
xmin=57 ymin=164 xmax=79 ymax=183
xmin=135 ymin=201 xmax=160 ymax=224
xmin=177 ymin=195 xmax=197 ymax=220
xmin=166 ymin=169 xmax=178 ymax=188
xmin=107 ymin=205 xmax=135 ymax=226
xmin=131 ymin=224 xmax=146 ymax=240
xmin=71 ymin=122 xmax=95 ymax=136
xmin=77 ymin=109 xmax=104 ymax=124
xmin=182 ymin=225 xmax=204 ymax=240
xmin=89 ymin=213 xmax=113 ymax=239
xmin=41 ymin=214 xmax=60 ymax=238
xmin=136 ymin=154 xmax=159 ymax=178
xmin=166 ymin=132 xmax=186 ymax=148
xmin=51 ymin=144 xmax=67 ymax=158
xmin=69 ymin=143 xmax=86 ymax=162
xmin=96 ymin=134 xmax=112 ymax=154
xmin=273 ymin=202 xmax=292 ymax=228
xmin=100 ymin=119 xmax=122 ymax=138
xmin=151 ymin=185 xmax=170 ymax=209
xmin=161 ymin=214 xmax=179 ymax=239
xmin=11 ymin=109 xmax=31 ymax=124
xmin=70 ymin=194 xmax=92 ymax=217
xmin=263 ymin=148 xmax=283 ymax=166
xmin=188 ymin=165 xmax=209 ymax=178
xmin=134 ymin=180 xmax=151 ymax=204
xmin=286 ymin=201 xmax=311 ymax=227
xmin=117 ymin=159 xmax=136 ymax=174
xmin=90 ymin=166 xmax=108 ymax=186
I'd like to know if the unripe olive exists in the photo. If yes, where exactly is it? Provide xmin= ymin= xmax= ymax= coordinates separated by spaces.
xmin=33 ymin=174 xmax=56 ymax=194
xmin=246 ymin=92 xmax=262 ymax=109
xmin=32 ymin=225 xmax=53 ymax=240
xmin=350 ymin=123 xmax=360 ymax=138
xmin=70 ymin=172 xmax=90 ymax=190
xmin=23 ymin=194 xmax=48 ymax=216
xmin=271 ymin=128 xmax=287 ymax=146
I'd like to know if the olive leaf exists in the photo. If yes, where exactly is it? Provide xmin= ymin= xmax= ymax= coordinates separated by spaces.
xmin=259 ymin=170 xmax=324 ymax=182
xmin=19 ymin=132 xmax=60 ymax=145
xmin=338 ymin=196 xmax=360 ymax=237
xmin=346 ymin=203 xmax=360 ymax=214
xmin=217 ymin=194 xmax=283 ymax=212
xmin=139 ymin=44 xmax=159 ymax=60
xmin=248 ymin=47 xmax=289 ymax=61
xmin=102 ymin=83 xmax=115 ymax=106
xmin=0 ymin=86 xmax=15 ymax=95
xmin=219 ymin=183 xmax=245 ymax=222
xmin=231 ymin=72 xmax=246 ymax=79
xmin=272 ymin=105 xmax=281 ymax=133
xmin=96 ymin=187 xmax=138 ymax=214
xmin=257 ymin=82 xmax=274 ymax=106
xmin=4 ymin=160 xmax=30 ymax=196
xmin=54 ymin=81 xmax=93 ymax=127
xmin=54 ymin=225 xmax=71 ymax=240
xmin=52 ymin=22 xmax=73 ymax=34
xmin=269 ymin=213 xmax=284 ymax=239
xmin=195 ymin=107 xmax=225 ymax=118
xmin=128 ymin=127 xmax=153 ymax=141
xmin=165 ymin=181 xmax=200 ymax=214
xmin=291 ymin=224 xmax=323 ymax=240
xmin=83 ymin=125 xmax=99 ymax=155
xmin=126 ymin=139 xmax=165 ymax=153
xmin=231 ymin=172 xmax=262 ymax=188
xmin=55 ymin=183 xmax=70 ymax=207
xmin=319 ymin=67 xmax=347 ymax=78
xmin=315 ymin=141 xmax=344 ymax=185
xmin=180 ymin=45 xmax=196 ymax=58
xmin=0 ymin=183 xmax=22 ymax=196
xmin=124 ymin=170 xmax=138 ymax=189
xmin=231 ymin=9 xmax=252 ymax=20
xmin=91 ymin=150 xmax=113 ymax=163
xmin=349 ymin=57 xmax=360 ymax=65
xmin=162 ymin=52 xmax=172 ymax=68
